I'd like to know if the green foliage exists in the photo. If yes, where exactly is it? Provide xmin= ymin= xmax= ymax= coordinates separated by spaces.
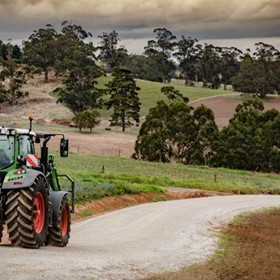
xmin=73 ymin=109 xmax=100 ymax=133
xmin=174 ymin=36 xmax=201 ymax=85
xmin=22 ymin=24 xmax=58 ymax=82
xmin=144 ymin=28 xmax=176 ymax=83
xmin=106 ymin=67 xmax=141 ymax=131
xmin=134 ymin=96 xmax=280 ymax=173
xmin=123 ymin=54 xmax=164 ymax=82
xmin=0 ymin=44 xmax=32 ymax=104
xmin=55 ymin=21 xmax=98 ymax=76
xmin=0 ymin=40 xmax=8 ymax=61
xmin=197 ymin=44 xmax=222 ymax=89
xmin=220 ymin=47 xmax=242 ymax=90
xmin=213 ymin=98 xmax=280 ymax=172
xmin=231 ymin=43 xmax=280 ymax=97
xmin=54 ymin=70 xmax=103 ymax=114
xmin=0 ymin=41 xmax=22 ymax=62
xmin=134 ymin=100 xmax=218 ymax=164
xmin=98 ymin=30 xmax=128 ymax=70
xmin=52 ymin=22 xmax=104 ymax=115
xmin=161 ymin=86 xmax=189 ymax=103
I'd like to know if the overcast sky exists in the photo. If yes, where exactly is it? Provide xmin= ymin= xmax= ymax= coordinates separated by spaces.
xmin=0 ymin=0 xmax=279 ymax=53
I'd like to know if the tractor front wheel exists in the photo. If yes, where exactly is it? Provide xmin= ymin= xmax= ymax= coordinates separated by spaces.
xmin=47 ymin=195 xmax=71 ymax=247
xmin=5 ymin=177 xmax=49 ymax=248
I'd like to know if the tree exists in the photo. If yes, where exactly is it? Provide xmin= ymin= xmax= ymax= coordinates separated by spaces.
xmin=220 ymin=47 xmax=242 ymax=90
xmin=72 ymin=109 xmax=100 ymax=133
xmin=106 ymin=67 xmax=141 ymax=132
xmin=54 ymin=69 xmax=103 ymax=114
xmin=231 ymin=43 xmax=280 ymax=98
xmin=196 ymin=44 xmax=222 ymax=89
xmin=192 ymin=105 xmax=219 ymax=164
xmin=134 ymin=100 xmax=217 ymax=164
xmin=0 ymin=40 xmax=8 ymax=61
xmin=0 ymin=44 xmax=31 ymax=105
xmin=212 ymin=98 xmax=280 ymax=172
xmin=174 ymin=36 xmax=201 ymax=86
xmin=144 ymin=28 xmax=176 ymax=83
xmin=55 ymin=21 xmax=97 ymax=75
xmin=11 ymin=44 xmax=22 ymax=61
xmin=161 ymin=86 xmax=189 ymax=103
xmin=23 ymin=24 xmax=58 ymax=82
xmin=98 ymin=30 xmax=128 ymax=70
xmin=123 ymin=54 xmax=163 ymax=82
xmin=53 ymin=22 xmax=103 ymax=116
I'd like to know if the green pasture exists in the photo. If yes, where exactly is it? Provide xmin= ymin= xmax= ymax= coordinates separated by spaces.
xmin=97 ymin=76 xmax=234 ymax=117
xmin=56 ymin=153 xmax=280 ymax=203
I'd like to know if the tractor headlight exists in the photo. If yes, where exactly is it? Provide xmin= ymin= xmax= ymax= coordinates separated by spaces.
xmin=14 ymin=169 xmax=26 ymax=175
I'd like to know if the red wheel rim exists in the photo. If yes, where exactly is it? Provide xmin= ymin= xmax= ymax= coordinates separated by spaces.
xmin=61 ymin=208 xmax=68 ymax=236
xmin=33 ymin=192 xmax=45 ymax=234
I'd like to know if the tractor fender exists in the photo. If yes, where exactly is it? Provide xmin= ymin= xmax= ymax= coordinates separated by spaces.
xmin=49 ymin=191 xmax=68 ymax=226
xmin=2 ymin=169 xmax=47 ymax=190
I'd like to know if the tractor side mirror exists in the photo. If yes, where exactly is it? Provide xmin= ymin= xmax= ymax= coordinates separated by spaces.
xmin=60 ymin=138 xmax=69 ymax=157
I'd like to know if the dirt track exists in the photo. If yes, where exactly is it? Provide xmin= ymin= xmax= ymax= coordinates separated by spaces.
xmin=1 ymin=195 xmax=280 ymax=279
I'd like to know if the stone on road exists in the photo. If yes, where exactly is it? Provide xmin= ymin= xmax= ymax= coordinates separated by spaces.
xmin=1 ymin=195 xmax=280 ymax=280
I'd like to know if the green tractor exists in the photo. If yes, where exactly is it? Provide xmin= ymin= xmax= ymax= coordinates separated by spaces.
xmin=0 ymin=118 xmax=75 ymax=248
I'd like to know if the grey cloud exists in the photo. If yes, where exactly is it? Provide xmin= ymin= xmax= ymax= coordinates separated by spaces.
xmin=0 ymin=0 xmax=279 ymax=41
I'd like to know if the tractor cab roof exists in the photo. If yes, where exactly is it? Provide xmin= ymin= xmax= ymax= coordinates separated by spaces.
xmin=0 ymin=127 xmax=36 ymax=137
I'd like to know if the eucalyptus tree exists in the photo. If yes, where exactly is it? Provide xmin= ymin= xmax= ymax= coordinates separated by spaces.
xmin=23 ymin=24 xmax=58 ymax=82
xmin=232 ymin=42 xmax=280 ymax=97
xmin=0 ymin=43 xmax=32 ymax=104
xmin=98 ymin=30 xmax=128 ymax=70
xmin=144 ymin=28 xmax=176 ymax=83
xmin=174 ymin=36 xmax=201 ymax=86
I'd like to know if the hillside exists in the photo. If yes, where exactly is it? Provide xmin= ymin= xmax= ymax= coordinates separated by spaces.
xmin=1 ymin=73 xmax=280 ymax=157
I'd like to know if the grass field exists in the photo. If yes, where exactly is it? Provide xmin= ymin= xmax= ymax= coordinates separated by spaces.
xmin=96 ymin=76 xmax=234 ymax=117
xmin=56 ymin=153 xmax=280 ymax=202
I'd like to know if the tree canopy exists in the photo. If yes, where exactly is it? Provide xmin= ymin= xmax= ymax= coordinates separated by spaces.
xmin=134 ymin=100 xmax=218 ymax=164
xmin=231 ymin=43 xmax=280 ymax=97
xmin=106 ymin=67 xmax=141 ymax=132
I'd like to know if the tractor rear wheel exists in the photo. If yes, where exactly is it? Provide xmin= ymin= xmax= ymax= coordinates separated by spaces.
xmin=47 ymin=195 xmax=71 ymax=247
xmin=5 ymin=177 xmax=49 ymax=248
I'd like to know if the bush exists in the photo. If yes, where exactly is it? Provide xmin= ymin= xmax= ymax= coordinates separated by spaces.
xmin=73 ymin=109 xmax=100 ymax=133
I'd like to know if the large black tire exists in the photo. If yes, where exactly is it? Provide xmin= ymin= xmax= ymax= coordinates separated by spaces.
xmin=5 ymin=177 xmax=49 ymax=248
xmin=47 ymin=195 xmax=71 ymax=247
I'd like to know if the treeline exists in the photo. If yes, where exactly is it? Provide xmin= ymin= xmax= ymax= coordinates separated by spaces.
xmin=134 ymin=98 xmax=280 ymax=173
xmin=1 ymin=24 xmax=280 ymax=98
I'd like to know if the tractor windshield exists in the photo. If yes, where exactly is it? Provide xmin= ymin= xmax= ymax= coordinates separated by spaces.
xmin=0 ymin=135 xmax=15 ymax=169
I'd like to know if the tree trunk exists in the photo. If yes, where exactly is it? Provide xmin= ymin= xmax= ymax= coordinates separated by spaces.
xmin=223 ymin=83 xmax=228 ymax=91
xmin=44 ymin=69 xmax=49 ymax=83
xmin=184 ymin=72 xmax=189 ymax=86
xmin=9 ymin=90 xmax=17 ymax=105
xmin=122 ymin=109 xmax=125 ymax=132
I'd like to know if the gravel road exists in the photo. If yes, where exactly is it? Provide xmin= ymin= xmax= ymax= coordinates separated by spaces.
xmin=1 ymin=195 xmax=280 ymax=280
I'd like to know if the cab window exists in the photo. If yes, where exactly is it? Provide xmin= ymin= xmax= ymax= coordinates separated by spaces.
xmin=0 ymin=135 xmax=15 ymax=169
xmin=19 ymin=136 xmax=33 ymax=158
